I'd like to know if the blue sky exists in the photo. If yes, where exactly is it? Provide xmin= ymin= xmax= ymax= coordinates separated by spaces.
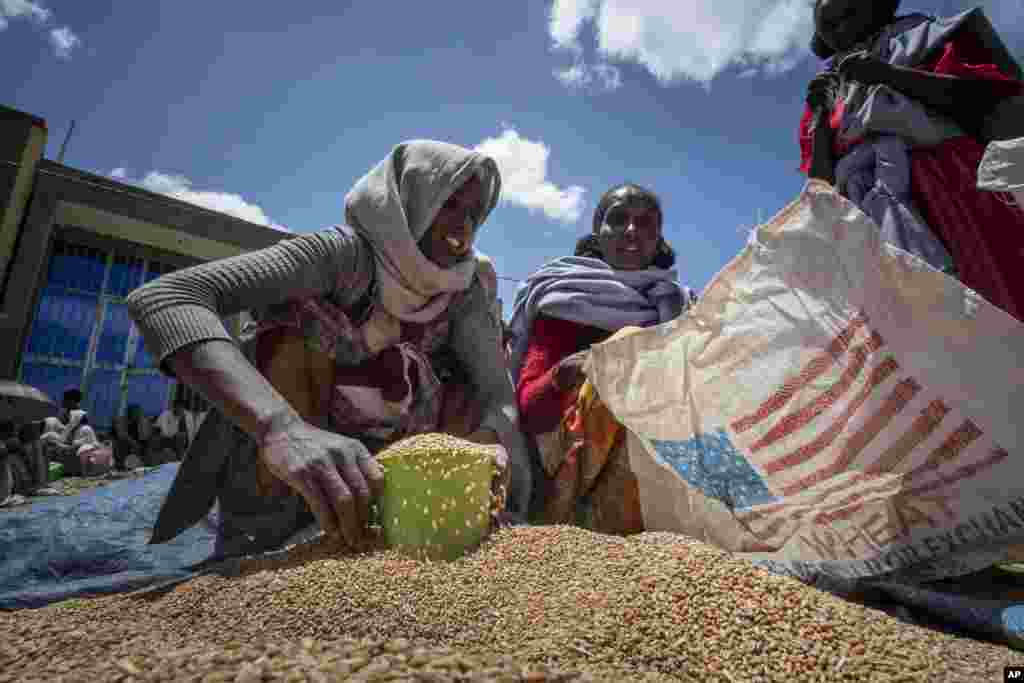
xmin=3 ymin=0 xmax=1022 ymax=314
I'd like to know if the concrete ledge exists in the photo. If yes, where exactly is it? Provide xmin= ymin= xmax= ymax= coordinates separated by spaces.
xmin=56 ymin=202 xmax=248 ymax=261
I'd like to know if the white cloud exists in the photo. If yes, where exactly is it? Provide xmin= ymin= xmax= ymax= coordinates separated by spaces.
xmin=549 ymin=0 xmax=814 ymax=85
xmin=49 ymin=25 xmax=79 ymax=58
xmin=554 ymin=60 xmax=622 ymax=92
xmin=110 ymin=168 xmax=290 ymax=232
xmin=0 ymin=0 xmax=50 ymax=28
xmin=0 ymin=0 xmax=81 ymax=58
xmin=474 ymin=129 xmax=585 ymax=224
xmin=549 ymin=0 xmax=599 ymax=50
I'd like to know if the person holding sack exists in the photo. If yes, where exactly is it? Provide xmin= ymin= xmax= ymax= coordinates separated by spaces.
xmin=508 ymin=183 xmax=695 ymax=534
xmin=801 ymin=0 xmax=1024 ymax=319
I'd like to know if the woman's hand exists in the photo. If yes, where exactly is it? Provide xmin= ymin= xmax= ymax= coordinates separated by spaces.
xmin=258 ymin=413 xmax=385 ymax=548
xmin=806 ymin=72 xmax=840 ymax=111
xmin=836 ymin=51 xmax=892 ymax=86
xmin=553 ymin=350 xmax=590 ymax=393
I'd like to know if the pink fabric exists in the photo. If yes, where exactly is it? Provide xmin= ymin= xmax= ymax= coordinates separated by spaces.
xmin=253 ymin=289 xmax=468 ymax=443
xmin=80 ymin=444 xmax=113 ymax=470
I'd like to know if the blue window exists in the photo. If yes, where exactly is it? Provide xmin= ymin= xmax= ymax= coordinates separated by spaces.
xmin=18 ymin=237 xmax=193 ymax=433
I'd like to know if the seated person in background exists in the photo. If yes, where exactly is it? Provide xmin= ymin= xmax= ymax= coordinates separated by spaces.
xmin=508 ymin=183 xmax=696 ymax=534
xmin=58 ymin=388 xmax=82 ymax=424
xmin=39 ymin=386 xmax=88 ymax=473
xmin=112 ymin=404 xmax=154 ymax=470
xmin=0 ymin=420 xmax=38 ymax=495
xmin=11 ymin=420 xmax=48 ymax=492
xmin=44 ymin=410 xmax=109 ymax=477
xmin=39 ymin=415 xmax=67 ymax=471
xmin=154 ymin=395 xmax=201 ymax=463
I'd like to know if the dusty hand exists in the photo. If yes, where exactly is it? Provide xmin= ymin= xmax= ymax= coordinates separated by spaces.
xmin=806 ymin=72 xmax=840 ymax=111
xmin=554 ymin=350 xmax=590 ymax=392
xmin=836 ymin=51 xmax=891 ymax=86
xmin=258 ymin=414 xmax=385 ymax=548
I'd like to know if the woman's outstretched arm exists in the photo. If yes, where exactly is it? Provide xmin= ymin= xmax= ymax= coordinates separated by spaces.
xmin=126 ymin=228 xmax=383 ymax=546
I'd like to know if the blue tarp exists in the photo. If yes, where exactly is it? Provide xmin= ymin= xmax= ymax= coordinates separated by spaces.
xmin=0 ymin=464 xmax=220 ymax=610
xmin=869 ymin=580 xmax=1024 ymax=650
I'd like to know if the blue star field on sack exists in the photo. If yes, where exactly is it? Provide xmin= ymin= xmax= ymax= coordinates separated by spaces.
xmin=651 ymin=429 xmax=777 ymax=510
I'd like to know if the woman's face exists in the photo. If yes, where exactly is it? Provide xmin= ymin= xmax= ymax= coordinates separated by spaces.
xmin=595 ymin=199 xmax=661 ymax=271
xmin=419 ymin=175 xmax=486 ymax=269
xmin=815 ymin=0 xmax=882 ymax=54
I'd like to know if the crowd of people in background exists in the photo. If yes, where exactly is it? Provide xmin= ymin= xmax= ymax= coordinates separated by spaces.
xmin=0 ymin=386 xmax=208 ymax=502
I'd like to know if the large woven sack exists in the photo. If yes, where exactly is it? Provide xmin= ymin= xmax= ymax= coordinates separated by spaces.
xmin=589 ymin=180 xmax=1024 ymax=588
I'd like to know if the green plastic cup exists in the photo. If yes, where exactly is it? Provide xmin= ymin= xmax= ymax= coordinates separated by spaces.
xmin=377 ymin=434 xmax=495 ymax=562
xmin=48 ymin=461 xmax=64 ymax=482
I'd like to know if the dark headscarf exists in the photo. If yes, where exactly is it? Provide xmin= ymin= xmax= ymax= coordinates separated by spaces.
xmin=810 ymin=0 xmax=901 ymax=59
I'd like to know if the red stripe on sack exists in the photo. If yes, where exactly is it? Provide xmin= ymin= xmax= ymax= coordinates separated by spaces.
xmin=749 ymin=331 xmax=884 ymax=453
xmin=738 ymin=471 xmax=878 ymax=524
xmin=863 ymin=399 xmax=950 ymax=475
xmin=731 ymin=313 xmax=870 ymax=434
xmin=905 ymin=447 xmax=1009 ymax=498
xmin=780 ymin=376 xmax=919 ymax=495
xmin=816 ymin=447 xmax=1009 ymax=524
xmin=741 ymin=403 xmax=962 ymax=532
xmin=907 ymin=420 xmax=984 ymax=481
xmin=733 ymin=383 xmax=951 ymax=528
xmin=741 ymin=400 xmax=951 ymax=524
xmin=775 ymin=400 xmax=946 ymax=514
xmin=762 ymin=357 xmax=899 ymax=477
xmin=746 ymin=474 xmax=900 ymax=538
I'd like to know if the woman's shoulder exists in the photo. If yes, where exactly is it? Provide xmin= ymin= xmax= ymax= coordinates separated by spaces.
xmin=474 ymin=253 xmax=498 ymax=303
xmin=886 ymin=9 xmax=976 ymax=50
xmin=323 ymin=225 xmax=376 ymax=305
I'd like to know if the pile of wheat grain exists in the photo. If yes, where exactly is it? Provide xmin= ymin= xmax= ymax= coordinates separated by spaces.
xmin=2 ymin=525 xmax=1020 ymax=682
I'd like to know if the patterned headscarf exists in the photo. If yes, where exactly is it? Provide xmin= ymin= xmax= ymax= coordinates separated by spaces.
xmin=344 ymin=140 xmax=502 ymax=324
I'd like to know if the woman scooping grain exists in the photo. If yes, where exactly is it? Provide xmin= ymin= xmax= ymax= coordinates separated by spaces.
xmin=128 ymin=141 xmax=532 ymax=556
xmin=508 ymin=183 xmax=696 ymax=533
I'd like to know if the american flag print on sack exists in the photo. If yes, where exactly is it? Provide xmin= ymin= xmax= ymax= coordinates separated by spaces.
xmin=651 ymin=430 xmax=776 ymax=511
xmin=590 ymin=181 xmax=1024 ymax=586
xmin=724 ymin=311 xmax=1008 ymax=552
xmin=650 ymin=309 xmax=1010 ymax=560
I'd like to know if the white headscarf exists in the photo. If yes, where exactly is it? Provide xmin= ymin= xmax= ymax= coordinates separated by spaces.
xmin=65 ymin=409 xmax=100 ymax=452
xmin=344 ymin=140 xmax=502 ymax=324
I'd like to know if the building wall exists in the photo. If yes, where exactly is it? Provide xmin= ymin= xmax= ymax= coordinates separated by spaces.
xmin=0 ymin=106 xmax=46 ymax=296
xmin=0 ymin=105 xmax=288 ymax=428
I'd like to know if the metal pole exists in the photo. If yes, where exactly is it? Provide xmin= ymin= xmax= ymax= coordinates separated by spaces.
xmin=57 ymin=120 xmax=76 ymax=164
